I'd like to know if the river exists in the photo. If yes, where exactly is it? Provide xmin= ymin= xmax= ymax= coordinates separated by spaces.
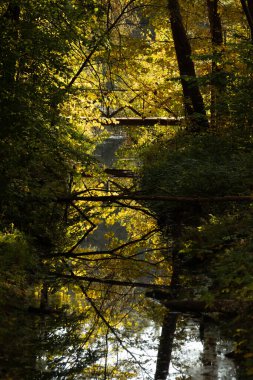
xmin=0 ymin=125 xmax=244 ymax=380
xmin=82 ymin=125 xmax=239 ymax=380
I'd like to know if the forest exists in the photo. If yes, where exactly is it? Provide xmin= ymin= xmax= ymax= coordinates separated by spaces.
xmin=1 ymin=0 xmax=253 ymax=379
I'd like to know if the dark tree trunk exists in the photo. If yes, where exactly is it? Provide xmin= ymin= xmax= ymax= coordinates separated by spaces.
xmin=154 ymin=217 xmax=182 ymax=380
xmin=207 ymin=0 xmax=223 ymax=46
xmin=40 ymin=283 xmax=49 ymax=311
xmin=4 ymin=2 xmax=20 ymax=21
xmin=167 ymin=0 xmax=208 ymax=131
xmin=154 ymin=312 xmax=178 ymax=380
xmin=207 ymin=0 xmax=227 ymax=127
xmin=1 ymin=3 xmax=20 ymax=85
xmin=240 ymin=0 xmax=253 ymax=41
xmin=154 ymin=210 xmax=182 ymax=379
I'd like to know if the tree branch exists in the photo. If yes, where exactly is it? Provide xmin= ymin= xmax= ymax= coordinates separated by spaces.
xmin=60 ymin=258 xmax=153 ymax=378
xmin=62 ymin=202 xmax=97 ymax=255
xmin=60 ymin=194 xmax=253 ymax=204
xmin=63 ymin=0 xmax=138 ymax=93
xmin=79 ymin=285 xmax=152 ymax=378
xmin=48 ymin=229 xmax=160 ymax=258
xmin=48 ymin=272 xmax=171 ymax=290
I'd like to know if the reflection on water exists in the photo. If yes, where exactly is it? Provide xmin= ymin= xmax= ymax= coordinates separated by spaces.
xmin=89 ymin=314 xmax=238 ymax=380
xmin=94 ymin=324 xmax=159 ymax=380
xmin=82 ymin=126 xmax=239 ymax=380
xmin=169 ymin=316 xmax=237 ymax=380
xmin=0 ymin=126 xmax=243 ymax=379
xmin=94 ymin=129 xmax=126 ymax=167
xmin=0 ymin=306 xmax=239 ymax=379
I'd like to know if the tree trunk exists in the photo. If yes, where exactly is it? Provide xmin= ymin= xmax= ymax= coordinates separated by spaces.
xmin=207 ymin=0 xmax=223 ymax=46
xmin=207 ymin=0 xmax=227 ymax=127
xmin=154 ymin=312 xmax=178 ymax=380
xmin=4 ymin=2 xmax=20 ymax=21
xmin=1 ymin=3 xmax=20 ymax=85
xmin=167 ymin=0 xmax=208 ymax=131
xmin=154 ymin=215 xmax=181 ymax=380
xmin=40 ymin=283 xmax=49 ymax=311
xmin=240 ymin=0 xmax=253 ymax=41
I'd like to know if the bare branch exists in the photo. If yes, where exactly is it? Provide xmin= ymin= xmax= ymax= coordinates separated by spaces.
xmin=60 ymin=194 xmax=253 ymax=204
xmin=58 ymin=255 xmax=153 ymax=377
xmin=63 ymin=0 xmax=138 ymax=93
xmin=113 ymin=200 xmax=156 ymax=218
xmin=48 ymin=272 xmax=171 ymax=290
xmin=79 ymin=285 xmax=152 ymax=378
xmin=50 ymin=229 xmax=160 ymax=258
xmin=65 ymin=202 xmax=96 ymax=254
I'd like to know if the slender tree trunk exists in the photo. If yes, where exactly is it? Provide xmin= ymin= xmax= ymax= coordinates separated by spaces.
xmin=154 ymin=239 xmax=181 ymax=380
xmin=154 ymin=219 xmax=181 ymax=380
xmin=207 ymin=0 xmax=227 ymax=127
xmin=240 ymin=0 xmax=253 ymax=41
xmin=167 ymin=0 xmax=209 ymax=131
xmin=248 ymin=0 xmax=253 ymax=22
xmin=1 ymin=3 xmax=20 ymax=85
xmin=207 ymin=0 xmax=223 ymax=46
xmin=154 ymin=212 xmax=182 ymax=380
xmin=40 ymin=283 xmax=49 ymax=311
xmin=154 ymin=312 xmax=178 ymax=380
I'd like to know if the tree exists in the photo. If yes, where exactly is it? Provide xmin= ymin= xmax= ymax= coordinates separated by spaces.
xmin=167 ymin=0 xmax=209 ymax=130
xmin=240 ymin=0 xmax=253 ymax=40
xmin=206 ymin=0 xmax=228 ymax=127
xmin=0 ymin=0 xmax=111 ymax=315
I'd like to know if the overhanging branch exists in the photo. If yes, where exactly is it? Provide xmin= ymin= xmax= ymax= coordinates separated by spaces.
xmin=48 ymin=229 xmax=160 ymax=259
xmin=63 ymin=0 xmax=138 ymax=93
xmin=49 ymin=272 xmax=171 ymax=290
xmin=59 ymin=194 xmax=253 ymax=204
